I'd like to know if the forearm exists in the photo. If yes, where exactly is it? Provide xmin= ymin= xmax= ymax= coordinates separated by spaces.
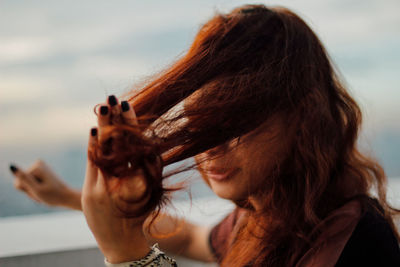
xmin=144 ymin=213 xmax=190 ymax=253
xmin=61 ymin=188 xmax=82 ymax=211
xmin=144 ymin=213 xmax=215 ymax=262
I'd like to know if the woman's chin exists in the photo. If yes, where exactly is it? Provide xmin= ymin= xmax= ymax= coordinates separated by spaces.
xmin=209 ymin=180 xmax=246 ymax=201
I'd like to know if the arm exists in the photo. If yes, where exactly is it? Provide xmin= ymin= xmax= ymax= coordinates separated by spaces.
xmin=10 ymin=162 xmax=215 ymax=263
xmin=10 ymin=160 xmax=82 ymax=211
xmin=144 ymin=213 xmax=216 ymax=262
xmin=10 ymin=159 xmax=215 ymax=263
xmin=10 ymin=159 xmax=215 ymax=262
xmin=10 ymin=95 xmax=216 ymax=264
xmin=10 ymin=161 xmax=215 ymax=263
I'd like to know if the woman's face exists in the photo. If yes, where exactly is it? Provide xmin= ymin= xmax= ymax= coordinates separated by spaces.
xmin=195 ymin=118 xmax=288 ymax=202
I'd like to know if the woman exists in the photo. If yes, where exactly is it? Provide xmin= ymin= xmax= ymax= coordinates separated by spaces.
xmin=9 ymin=4 xmax=400 ymax=266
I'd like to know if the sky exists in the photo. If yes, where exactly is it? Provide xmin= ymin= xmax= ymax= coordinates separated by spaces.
xmin=0 ymin=0 xmax=399 ymax=216
xmin=0 ymin=0 xmax=399 ymax=146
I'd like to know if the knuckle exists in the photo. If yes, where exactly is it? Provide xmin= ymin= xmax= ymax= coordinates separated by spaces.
xmin=29 ymin=167 xmax=40 ymax=176
xmin=30 ymin=162 xmax=49 ymax=178
xmin=32 ymin=159 xmax=44 ymax=169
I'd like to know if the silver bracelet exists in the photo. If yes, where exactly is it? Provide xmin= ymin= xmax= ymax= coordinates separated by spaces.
xmin=104 ymin=243 xmax=177 ymax=267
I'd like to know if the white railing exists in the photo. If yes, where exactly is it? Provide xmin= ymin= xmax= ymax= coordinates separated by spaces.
xmin=0 ymin=197 xmax=233 ymax=267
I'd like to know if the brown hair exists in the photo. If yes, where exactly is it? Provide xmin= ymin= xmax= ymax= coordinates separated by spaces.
xmin=89 ymin=4 xmax=399 ymax=266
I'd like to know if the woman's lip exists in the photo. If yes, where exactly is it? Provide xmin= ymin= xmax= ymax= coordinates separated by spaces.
xmin=206 ymin=168 xmax=238 ymax=181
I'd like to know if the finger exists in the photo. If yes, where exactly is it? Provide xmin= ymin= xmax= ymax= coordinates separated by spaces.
xmin=84 ymin=159 xmax=99 ymax=190
xmin=14 ymin=177 xmax=26 ymax=192
xmin=121 ymin=100 xmax=138 ymax=126
xmin=9 ymin=164 xmax=18 ymax=175
xmin=84 ymin=128 xmax=99 ymax=189
xmin=13 ymin=177 xmax=41 ymax=202
xmin=96 ymin=169 xmax=108 ymax=194
xmin=10 ymin=164 xmax=39 ymax=190
xmin=89 ymin=127 xmax=99 ymax=152
xmin=26 ymin=160 xmax=50 ymax=183
xmin=97 ymin=104 xmax=110 ymax=128
xmin=108 ymin=95 xmax=122 ymax=123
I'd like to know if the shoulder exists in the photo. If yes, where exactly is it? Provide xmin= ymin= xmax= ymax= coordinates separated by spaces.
xmin=336 ymin=200 xmax=400 ymax=267
xmin=208 ymin=207 xmax=246 ymax=263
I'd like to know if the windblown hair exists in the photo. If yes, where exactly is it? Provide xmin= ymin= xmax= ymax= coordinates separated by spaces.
xmin=89 ymin=4 xmax=399 ymax=266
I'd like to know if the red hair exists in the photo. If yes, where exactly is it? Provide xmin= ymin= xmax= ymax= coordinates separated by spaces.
xmin=89 ymin=4 xmax=399 ymax=265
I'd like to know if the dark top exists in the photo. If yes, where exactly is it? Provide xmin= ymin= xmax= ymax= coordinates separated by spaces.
xmin=209 ymin=203 xmax=400 ymax=266
xmin=335 ymin=204 xmax=400 ymax=266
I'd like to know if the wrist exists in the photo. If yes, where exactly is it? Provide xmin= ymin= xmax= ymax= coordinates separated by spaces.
xmin=62 ymin=188 xmax=82 ymax=210
xmin=104 ymin=233 xmax=150 ymax=263
xmin=101 ymin=227 xmax=150 ymax=264
xmin=104 ymin=243 xmax=177 ymax=267
xmin=105 ymin=246 xmax=151 ymax=264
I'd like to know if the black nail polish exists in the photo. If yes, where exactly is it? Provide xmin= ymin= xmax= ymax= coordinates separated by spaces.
xmin=9 ymin=164 xmax=18 ymax=173
xmin=121 ymin=101 xmax=130 ymax=112
xmin=108 ymin=95 xmax=118 ymax=106
xmin=100 ymin=106 xmax=108 ymax=115
xmin=91 ymin=128 xmax=97 ymax=136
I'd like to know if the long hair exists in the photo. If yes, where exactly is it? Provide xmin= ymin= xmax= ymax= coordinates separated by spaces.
xmin=89 ymin=4 xmax=399 ymax=266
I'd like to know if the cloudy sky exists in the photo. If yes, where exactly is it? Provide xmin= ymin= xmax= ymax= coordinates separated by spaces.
xmin=1 ymin=0 xmax=399 ymax=145
xmin=0 ymin=0 xmax=399 ymax=216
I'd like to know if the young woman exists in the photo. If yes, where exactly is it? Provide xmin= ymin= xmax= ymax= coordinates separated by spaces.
xmin=9 ymin=4 xmax=400 ymax=267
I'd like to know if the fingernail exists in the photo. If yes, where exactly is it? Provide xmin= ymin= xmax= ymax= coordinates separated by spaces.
xmin=100 ymin=105 xmax=108 ymax=115
xmin=108 ymin=95 xmax=117 ymax=106
xmin=9 ymin=164 xmax=18 ymax=174
xmin=91 ymin=128 xmax=97 ymax=136
xmin=121 ymin=101 xmax=130 ymax=112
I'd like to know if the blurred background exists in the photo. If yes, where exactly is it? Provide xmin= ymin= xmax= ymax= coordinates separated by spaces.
xmin=0 ymin=0 xmax=399 ymax=217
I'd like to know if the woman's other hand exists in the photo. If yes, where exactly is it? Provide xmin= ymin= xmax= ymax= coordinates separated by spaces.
xmin=9 ymin=160 xmax=82 ymax=210
xmin=82 ymin=95 xmax=153 ymax=263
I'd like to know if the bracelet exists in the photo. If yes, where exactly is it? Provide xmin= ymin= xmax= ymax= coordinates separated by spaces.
xmin=104 ymin=243 xmax=177 ymax=267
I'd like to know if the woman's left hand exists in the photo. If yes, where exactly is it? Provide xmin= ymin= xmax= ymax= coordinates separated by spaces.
xmin=81 ymin=96 xmax=153 ymax=263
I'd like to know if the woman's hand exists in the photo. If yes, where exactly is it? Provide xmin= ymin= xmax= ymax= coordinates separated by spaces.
xmin=9 ymin=160 xmax=82 ymax=210
xmin=82 ymin=95 xmax=156 ymax=263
